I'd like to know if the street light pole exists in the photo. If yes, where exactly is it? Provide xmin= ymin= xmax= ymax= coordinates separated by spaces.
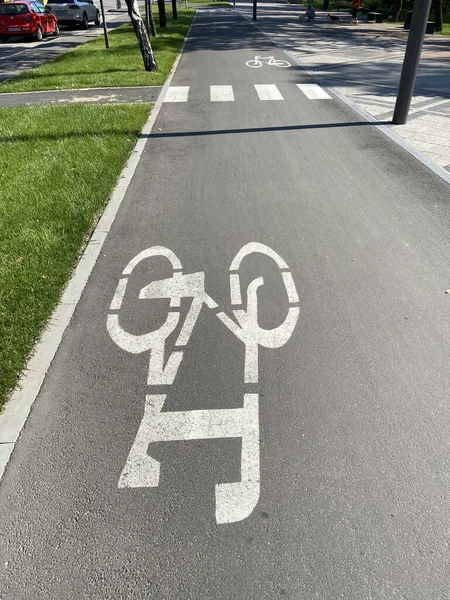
xmin=392 ymin=0 xmax=432 ymax=124
xmin=253 ymin=0 xmax=256 ymax=19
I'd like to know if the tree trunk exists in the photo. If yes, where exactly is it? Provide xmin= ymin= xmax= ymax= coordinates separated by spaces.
xmin=433 ymin=0 xmax=443 ymax=31
xmin=157 ymin=0 xmax=167 ymax=27
xmin=124 ymin=0 xmax=157 ymax=71
xmin=149 ymin=0 xmax=157 ymax=36
xmin=392 ymin=0 xmax=403 ymax=22
xmin=172 ymin=0 xmax=178 ymax=19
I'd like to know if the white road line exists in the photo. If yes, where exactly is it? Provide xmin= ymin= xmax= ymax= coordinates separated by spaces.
xmin=254 ymin=84 xmax=284 ymax=101
xmin=296 ymin=83 xmax=332 ymax=100
xmin=164 ymin=86 xmax=190 ymax=102
xmin=210 ymin=85 xmax=235 ymax=102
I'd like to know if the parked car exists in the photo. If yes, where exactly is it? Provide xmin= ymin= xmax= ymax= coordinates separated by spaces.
xmin=0 ymin=1 xmax=59 ymax=42
xmin=45 ymin=0 xmax=100 ymax=29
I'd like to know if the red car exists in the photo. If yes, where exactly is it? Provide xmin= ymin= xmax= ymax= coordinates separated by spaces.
xmin=0 ymin=1 xmax=59 ymax=42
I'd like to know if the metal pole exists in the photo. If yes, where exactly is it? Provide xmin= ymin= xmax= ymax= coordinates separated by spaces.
xmin=392 ymin=0 xmax=432 ymax=124
xmin=99 ymin=0 xmax=109 ymax=48
xmin=253 ymin=0 xmax=256 ymax=19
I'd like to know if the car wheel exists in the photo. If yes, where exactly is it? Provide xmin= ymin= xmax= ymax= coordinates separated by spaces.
xmin=0 ymin=35 xmax=9 ymax=43
xmin=81 ymin=11 xmax=88 ymax=29
xmin=34 ymin=25 xmax=43 ymax=41
xmin=94 ymin=10 xmax=100 ymax=26
xmin=53 ymin=23 xmax=60 ymax=36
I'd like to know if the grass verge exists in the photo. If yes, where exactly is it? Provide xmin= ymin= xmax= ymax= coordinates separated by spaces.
xmin=0 ymin=7 xmax=194 ymax=93
xmin=0 ymin=103 xmax=151 ymax=410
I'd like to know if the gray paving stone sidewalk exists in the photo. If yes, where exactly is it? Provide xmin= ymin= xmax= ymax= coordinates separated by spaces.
xmin=238 ymin=1 xmax=450 ymax=172
xmin=0 ymin=86 xmax=162 ymax=107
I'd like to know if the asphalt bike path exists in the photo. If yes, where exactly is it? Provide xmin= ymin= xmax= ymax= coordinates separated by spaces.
xmin=1 ymin=8 xmax=450 ymax=599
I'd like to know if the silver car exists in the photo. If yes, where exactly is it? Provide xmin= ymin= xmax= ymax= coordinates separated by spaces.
xmin=46 ymin=0 xmax=100 ymax=28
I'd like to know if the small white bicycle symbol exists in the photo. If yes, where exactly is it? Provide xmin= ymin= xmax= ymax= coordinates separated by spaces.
xmin=245 ymin=55 xmax=291 ymax=68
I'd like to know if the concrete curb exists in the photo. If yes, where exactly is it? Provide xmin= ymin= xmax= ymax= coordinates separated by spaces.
xmin=240 ymin=11 xmax=450 ymax=187
xmin=0 ymin=14 xmax=197 ymax=480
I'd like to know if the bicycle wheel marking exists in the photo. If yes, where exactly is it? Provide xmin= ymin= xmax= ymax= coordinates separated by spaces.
xmin=107 ymin=242 xmax=299 ymax=524
xmin=245 ymin=55 xmax=291 ymax=68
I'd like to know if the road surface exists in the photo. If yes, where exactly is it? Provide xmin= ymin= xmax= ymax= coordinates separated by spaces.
xmin=1 ymin=5 xmax=450 ymax=599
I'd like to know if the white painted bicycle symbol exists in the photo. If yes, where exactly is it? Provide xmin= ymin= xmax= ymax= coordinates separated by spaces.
xmin=245 ymin=55 xmax=291 ymax=68
xmin=107 ymin=242 xmax=299 ymax=524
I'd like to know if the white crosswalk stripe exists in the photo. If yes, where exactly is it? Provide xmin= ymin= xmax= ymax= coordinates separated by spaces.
xmin=254 ymin=84 xmax=284 ymax=101
xmin=164 ymin=86 xmax=190 ymax=102
xmin=162 ymin=84 xmax=333 ymax=103
xmin=210 ymin=85 xmax=235 ymax=102
xmin=296 ymin=83 xmax=332 ymax=100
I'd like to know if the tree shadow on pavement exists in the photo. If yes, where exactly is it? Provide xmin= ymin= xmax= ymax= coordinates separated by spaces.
xmin=183 ymin=10 xmax=450 ymax=100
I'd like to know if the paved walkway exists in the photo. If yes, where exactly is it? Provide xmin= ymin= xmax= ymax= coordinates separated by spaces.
xmin=238 ymin=1 xmax=450 ymax=172
xmin=0 ymin=86 xmax=162 ymax=107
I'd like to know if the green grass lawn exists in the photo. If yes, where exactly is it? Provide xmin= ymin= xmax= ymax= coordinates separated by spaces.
xmin=0 ymin=103 xmax=151 ymax=410
xmin=0 ymin=7 xmax=195 ymax=93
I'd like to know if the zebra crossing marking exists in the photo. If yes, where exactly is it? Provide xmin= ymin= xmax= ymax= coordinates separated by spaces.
xmin=163 ymin=84 xmax=333 ymax=103
xmin=254 ymin=84 xmax=284 ymax=101
xmin=210 ymin=85 xmax=235 ymax=102
xmin=164 ymin=86 xmax=190 ymax=102
xmin=296 ymin=83 xmax=332 ymax=100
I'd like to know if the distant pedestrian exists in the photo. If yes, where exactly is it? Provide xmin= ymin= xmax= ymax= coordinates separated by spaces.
xmin=305 ymin=4 xmax=316 ymax=21
xmin=351 ymin=0 xmax=360 ymax=22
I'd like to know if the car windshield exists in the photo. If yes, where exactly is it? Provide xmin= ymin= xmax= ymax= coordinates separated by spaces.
xmin=47 ymin=0 xmax=75 ymax=3
xmin=0 ymin=4 xmax=29 ymax=14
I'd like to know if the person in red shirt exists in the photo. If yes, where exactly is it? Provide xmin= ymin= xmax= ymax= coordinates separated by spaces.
xmin=352 ymin=0 xmax=360 ymax=22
